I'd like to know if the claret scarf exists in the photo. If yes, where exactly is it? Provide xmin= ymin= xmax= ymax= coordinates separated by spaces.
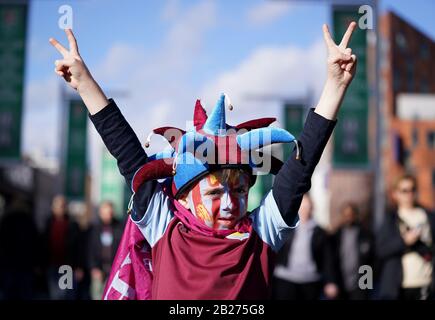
xmin=103 ymin=184 xmax=251 ymax=300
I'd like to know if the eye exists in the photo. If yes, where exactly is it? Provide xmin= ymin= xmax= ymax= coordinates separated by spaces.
xmin=233 ymin=186 xmax=247 ymax=195
xmin=206 ymin=189 xmax=224 ymax=196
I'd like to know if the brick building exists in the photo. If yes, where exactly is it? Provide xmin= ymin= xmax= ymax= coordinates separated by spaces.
xmin=380 ymin=11 xmax=435 ymax=210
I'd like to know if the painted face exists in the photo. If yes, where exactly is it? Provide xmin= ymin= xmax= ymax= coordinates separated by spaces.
xmin=188 ymin=170 xmax=250 ymax=230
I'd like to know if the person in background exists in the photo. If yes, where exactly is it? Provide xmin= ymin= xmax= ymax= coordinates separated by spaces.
xmin=42 ymin=195 xmax=80 ymax=300
xmin=0 ymin=197 xmax=38 ymax=299
xmin=88 ymin=201 xmax=122 ymax=299
xmin=377 ymin=174 xmax=435 ymax=300
xmin=72 ymin=205 xmax=92 ymax=300
xmin=273 ymin=194 xmax=338 ymax=300
xmin=330 ymin=202 xmax=374 ymax=300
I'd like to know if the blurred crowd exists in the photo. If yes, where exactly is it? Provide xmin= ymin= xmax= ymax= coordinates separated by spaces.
xmin=0 ymin=173 xmax=433 ymax=300
xmin=0 ymin=197 xmax=122 ymax=300
xmin=273 ymin=173 xmax=435 ymax=300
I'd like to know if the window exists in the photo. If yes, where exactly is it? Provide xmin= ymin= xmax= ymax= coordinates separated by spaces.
xmin=420 ymin=74 xmax=430 ymax=93
xmin=407 ymin=63 xmax=414 ymax=92
xmin=395 ymin=32 xmax=407 ymax=52
xmin=421 ymin=42 xmax=430 ymax=60
xmin=393 ymin=71 xmax=401 ymax=92
xmin=404 ymin=148 xmax=412 ymax=170
xmin=428 ymin=131 xmax=435 ymax=149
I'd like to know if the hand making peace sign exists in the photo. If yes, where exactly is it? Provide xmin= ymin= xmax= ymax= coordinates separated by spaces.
xmin=323 ymin=21 xmax=358 ymax=88
xmin=49 ymin=29 xmax=91 ymax=91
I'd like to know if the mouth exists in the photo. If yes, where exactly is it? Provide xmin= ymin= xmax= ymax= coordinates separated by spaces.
xmin=217 ymin=216 xmax=236 ymax=227
xmin=217 ymin=217 xmax=236 ymax=222
xmin=217 ymin=216 xmax=235 ymax=221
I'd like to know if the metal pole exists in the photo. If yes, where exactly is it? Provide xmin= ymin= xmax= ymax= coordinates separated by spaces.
xmin=372 ymin=0 xmax=384 ymax=232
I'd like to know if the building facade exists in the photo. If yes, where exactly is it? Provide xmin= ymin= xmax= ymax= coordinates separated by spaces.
xmin=380 ymin=11 xmax=435 ymax=210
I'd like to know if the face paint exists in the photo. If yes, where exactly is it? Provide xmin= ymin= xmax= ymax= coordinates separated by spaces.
xmin=188 ymin=170 xmax=250 ymax=230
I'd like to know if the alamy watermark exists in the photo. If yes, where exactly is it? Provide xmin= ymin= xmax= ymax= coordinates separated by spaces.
xmin=358 ymin=5 xmax=374 ymax=30
xmin=58 ymin=4 xmax=73 ymax=30
xmin=358 ymin=265 xmax=373 ymax=290
xmin=146 ymin=125 xmax=275 ymax=175
xmin=58 ymin=265 xmax=73 ymax=290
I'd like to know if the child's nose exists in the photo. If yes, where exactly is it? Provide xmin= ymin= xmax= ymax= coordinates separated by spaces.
xmin=221 ymin=192 xmax=233 ymax=211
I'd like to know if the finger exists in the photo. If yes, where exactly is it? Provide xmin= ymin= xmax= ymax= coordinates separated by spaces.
xmin=54 ymin=68 xmax=65 ymax=77
xmin=329 ymin=52 xmax=352 ymax=64
xmin=346 ymin=55 xmax=357 ymax=71
xmin=344 ymin=48 xmax=352 ymax=55
xmin=54 ymin=59 xmax=73 ymax=71
xmin=339 ymin=21 xmax=357 ymax=49
xmin=322 ymin=24 xmax=336 ymax=49
xmin=65 ymin=29 xmax=79 ymax=54
xmin=49 ymin=37 xmax=68 ymax=57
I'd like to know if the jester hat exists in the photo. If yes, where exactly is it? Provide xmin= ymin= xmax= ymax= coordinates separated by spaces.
xmin=131 ymin=94 xmax=300 ymax=199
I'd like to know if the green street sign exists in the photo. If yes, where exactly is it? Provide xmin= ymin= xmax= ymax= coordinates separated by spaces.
xmin=0 ymin=2 xmax=27 ymax=160
xmin=332 ymin=6 xmax=369 ymax=167
xmin=65 ymin=99 xmax=88 ymax=201
xmin=100 ymin=147 xmax=125 ymax=219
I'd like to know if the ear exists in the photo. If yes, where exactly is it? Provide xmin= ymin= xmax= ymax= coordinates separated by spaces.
xmin=178 ymin=196 xmax=190 ymax=209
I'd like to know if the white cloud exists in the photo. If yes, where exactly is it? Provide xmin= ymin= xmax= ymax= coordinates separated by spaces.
xmin=94 ymin=0 xmax=216 ymax=83
xmin=93 ymin=0 xmax=218 ymax=129
xmin=200 ymin=39 xmax=327 ymax=126
xmin=246 ymin=1 xmax=294 ymax=26
xmin=22 ymin=76 xmax=61 ymax=159
xmin=157 ymin=0 xmax=217 ymax=72
xmin=94 ymin=43 xmax=144 ymax=82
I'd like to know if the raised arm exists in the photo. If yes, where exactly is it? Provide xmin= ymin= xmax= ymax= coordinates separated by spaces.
xmin=273 ymin=22 xmax=358 ymax=225
xmin=315 ymin=22 xmax=357 ymax=120
xmin=49 ymin=29 xmax=108 ymax=115
xmin=49 ymin=29 xmax=156 ymax=219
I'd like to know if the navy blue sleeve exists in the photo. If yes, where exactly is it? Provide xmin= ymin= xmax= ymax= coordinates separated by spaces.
xmin=88 ymin=99 xmax=156 ymax=220
xmin=272 ymin=109 xmax=337 ymax=225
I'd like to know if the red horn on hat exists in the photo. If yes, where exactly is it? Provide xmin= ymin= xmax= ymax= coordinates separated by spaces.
xmin=235 ymin=118 xmax=276 ymax=131
xmin=132 ymin=158 xmax=175 ymax=193
xmin=152 ymin=127 xmax=185 ymax=149
xmin=193 ymin=99 xmax=208 ymax=129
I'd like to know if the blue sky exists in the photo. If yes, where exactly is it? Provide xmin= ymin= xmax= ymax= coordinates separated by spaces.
xmin=21 ymin=0 xmax=435 ymax=169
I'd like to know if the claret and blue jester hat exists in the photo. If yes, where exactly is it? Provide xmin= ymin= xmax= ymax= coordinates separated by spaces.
xmin=131 ymin=94 xmax=300 ymax=199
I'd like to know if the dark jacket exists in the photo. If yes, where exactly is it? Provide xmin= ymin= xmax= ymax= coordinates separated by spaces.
xmin=330 ymin=224 xmax=374 ymax=294
xmin=276 ymin=224 xmax=335 ymax=284
xmin=41 ymin=214 xmax=81 ymax=269
xmin=0 ymin=205 xmax=39 ymax=271
xmin=88 ymin=99 xmax=337 ymax=231
xmin=88 ymin=218 xmax=123 ymax=274
xmin=376 ymin=208 xmax=435 ymax=300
